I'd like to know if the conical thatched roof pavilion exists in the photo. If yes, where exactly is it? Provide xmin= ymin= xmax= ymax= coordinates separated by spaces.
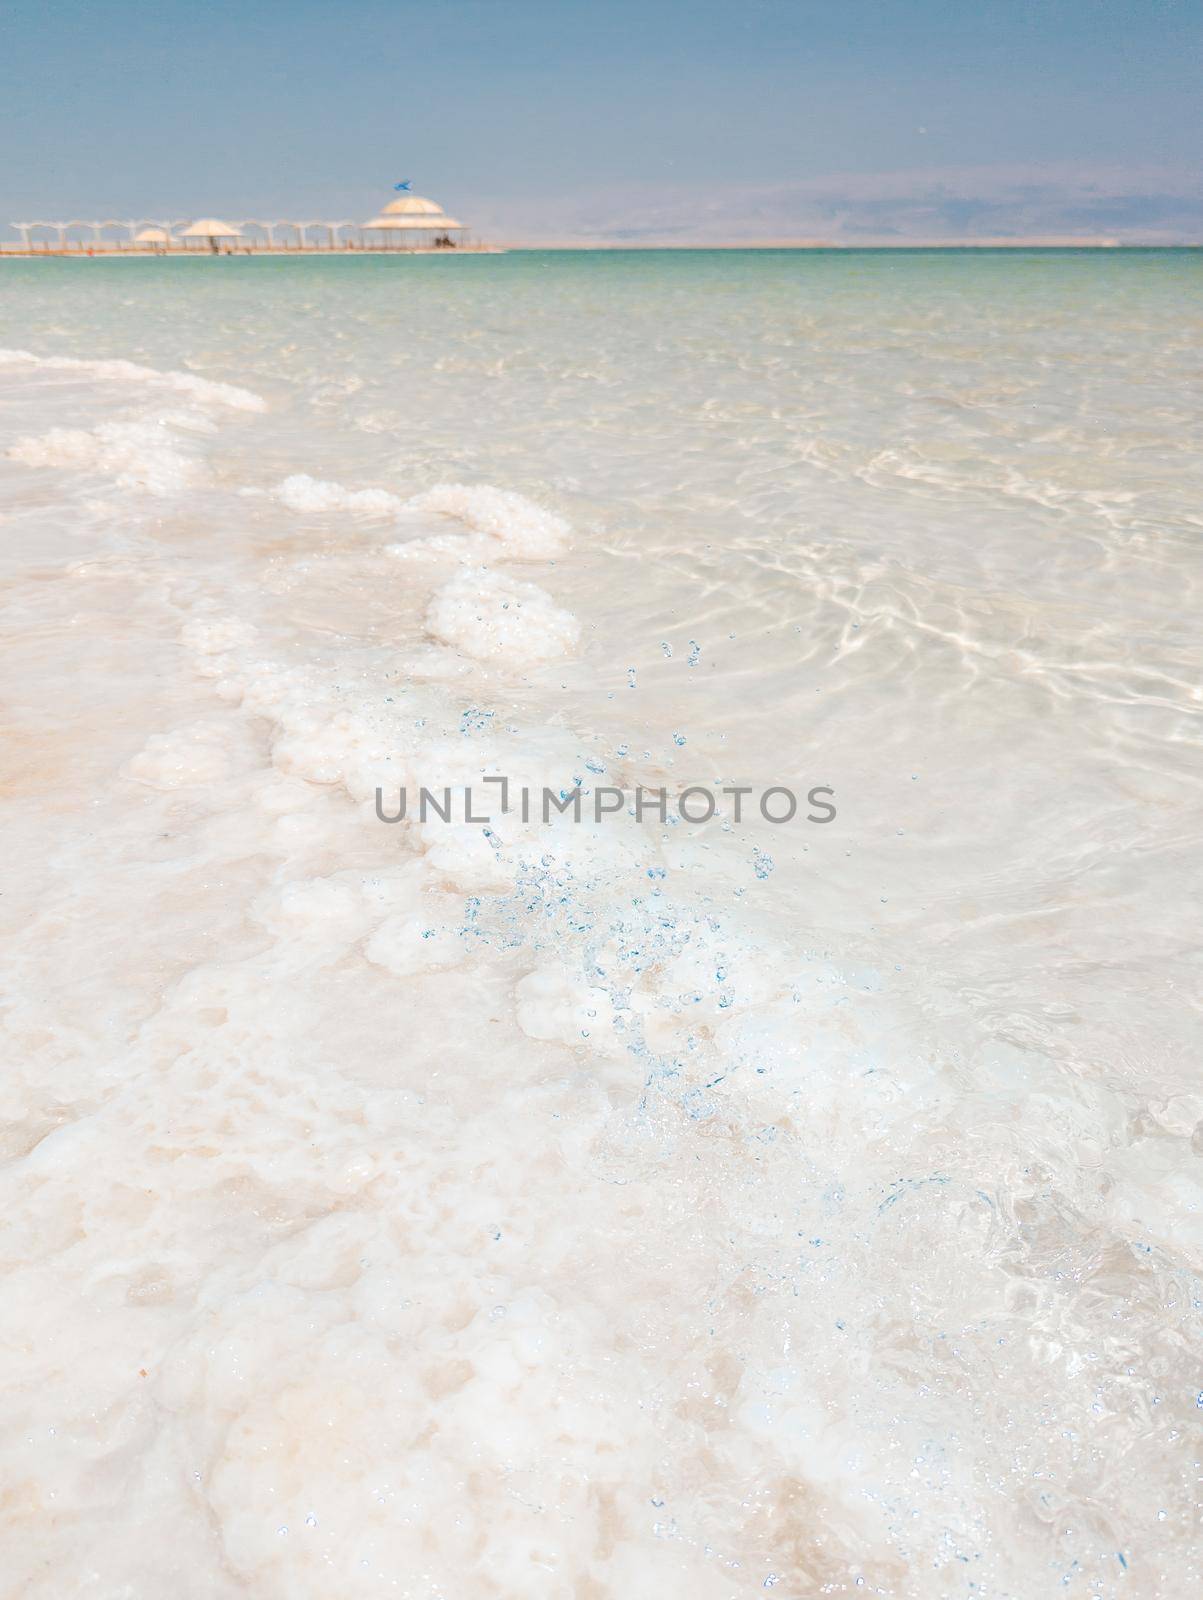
xmin=361 ymin=194 xmax=466 ymax=246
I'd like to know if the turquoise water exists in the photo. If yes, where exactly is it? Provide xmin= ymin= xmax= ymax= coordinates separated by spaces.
xmin=1 ymin=251 xmax=1200 ymax=1597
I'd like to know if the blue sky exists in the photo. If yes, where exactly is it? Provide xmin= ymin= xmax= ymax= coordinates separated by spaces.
xmin=2 ymin=0 xmax=1200 ymax=240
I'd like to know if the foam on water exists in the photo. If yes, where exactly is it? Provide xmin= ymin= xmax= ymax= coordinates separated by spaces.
xmin=0 ymin=251 xmax=1200 ymax=1600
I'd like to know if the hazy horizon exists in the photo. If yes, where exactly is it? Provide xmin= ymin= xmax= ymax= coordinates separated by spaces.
xmin=2 ymin=1 xmax=1201 ymax=243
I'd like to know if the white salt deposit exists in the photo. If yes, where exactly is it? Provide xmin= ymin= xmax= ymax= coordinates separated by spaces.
xmin=0 ymin=254 xmax=1199 ymax=1600
xmin=364 ymin=911 xmax=468 ymax=976
xmin=9 ymin=414 xmax=202 ymax=495
xmin=0 ymin=345 xmax=267 ymax=410
xmin=123 ymin=721 xmax=241 ymax=786
xmin=269 ymin=472 xmax=406 ymax=517
xmin=425 ymin=566 xmax=582 ymax=661
xmin=405 ymin=482 xmax=570 ymax=556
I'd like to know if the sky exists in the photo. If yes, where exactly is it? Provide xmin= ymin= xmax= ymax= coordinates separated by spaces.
xmin=1 ymin=0 xmax=1200 ymax=242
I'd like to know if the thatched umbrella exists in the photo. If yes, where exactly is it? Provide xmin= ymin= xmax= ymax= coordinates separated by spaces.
xmin=180 ymin=217 xmax=242 ymax=253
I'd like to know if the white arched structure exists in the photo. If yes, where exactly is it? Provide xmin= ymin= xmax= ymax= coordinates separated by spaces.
xmin=58 ymin=220 xmax=100 ymax=246
xmin=8 ymin=194 xmax=482 ymax=253
xmin=91 ymin=219 xmax=134 ymax=244
xmin=17 ymin=222 xmax=65 ymax=248
xmin=269 ymin=219 xmax=308 ymax=248
xmin=24 ymin=220 xmax=66 ymax=246
xmin=129 ymin=218 xmax=185 ymax=240
xmin=236 ymin=219 xmax=278 ymax=247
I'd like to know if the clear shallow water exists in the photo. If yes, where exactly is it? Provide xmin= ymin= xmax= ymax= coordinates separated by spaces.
xmin=0 ymin=251 xmax=1200 ymax=1598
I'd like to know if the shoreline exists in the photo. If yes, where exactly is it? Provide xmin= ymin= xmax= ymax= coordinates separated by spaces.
xmin=500 ymin=236 xmax=1201 ymax=250
xmin=0 ymin=244 xmax=506 ymax=259
xmin=3 ymin=240 xmax=1201 ymax=259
